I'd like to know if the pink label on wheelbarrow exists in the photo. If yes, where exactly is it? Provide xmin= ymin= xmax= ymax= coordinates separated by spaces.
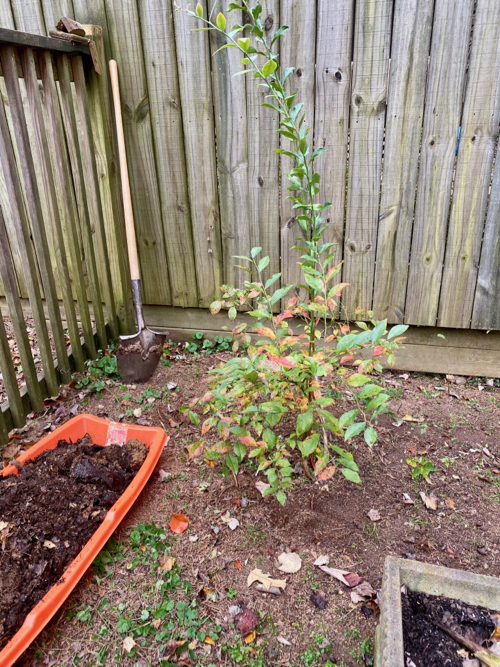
xmin=106 ymin=423 xmax=128 ymax=446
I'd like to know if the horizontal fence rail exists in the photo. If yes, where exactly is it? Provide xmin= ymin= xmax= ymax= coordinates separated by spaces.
xmin=0 ymin=25 xmax=132 ymax=439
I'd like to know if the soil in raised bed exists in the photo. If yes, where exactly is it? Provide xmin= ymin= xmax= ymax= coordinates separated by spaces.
xmin=402 ymin=589 xmax=498 ymax=667
xmin=0 ymin=436 xmax=147 ymax=651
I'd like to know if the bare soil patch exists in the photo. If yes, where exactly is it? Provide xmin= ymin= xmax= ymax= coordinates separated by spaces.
xmin=3 ymin=352 xmax=500 ymax=666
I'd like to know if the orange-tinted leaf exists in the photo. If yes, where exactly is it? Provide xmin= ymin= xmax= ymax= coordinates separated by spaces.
xmin=275 ymin=309 xmax=294 ymax=325
xmin=340 ymin=324 xmax=350 ymax=335
xmin=204 ymin=636 xmax=215 ymax=646
xmin=234 ymin=559 xmax=242 ymax=570
xmin=205 ymin=458 xmax=215 ymax=468
xmin=201 ymin=419 xmax=213 ymax=435
xmin=255 ymin=327 xmax=276 ymax=340
xmin=445 ymin=498 xmax=456 ymax=510
xmin=244 ymin=630 xmax=256 ymax=644
xmin=170 ymin=513 xmax=190 ymax=534
xmin=373 ymin=345 xmax=385 ymax=356
xmin=186 ymin=441 xmax=204 ymax=460
xmin=318 ymin=466 xmax=336 ymax=481
xmin=287 ymin=297 xmax=298 ymax=308
xmin=340 ymin=354 xmax=353 ymax=364
xmin=275 ymin=356 xmax=297 ymax=369
xmin=330 ymin=282 xmax=349 ymax=296
xmin=238 ymin=435 xmax=257 ymax=447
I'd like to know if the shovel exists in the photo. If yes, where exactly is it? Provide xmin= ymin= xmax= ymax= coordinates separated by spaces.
xmin=109 ymin=59 xmax=166 ymax=383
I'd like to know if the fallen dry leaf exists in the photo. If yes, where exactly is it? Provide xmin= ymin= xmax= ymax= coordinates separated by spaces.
xmin=277 ymin=552 xmax=302 ymax=574
xmin=221 ymin=514 xmax=240 ymax=530
xmin=123 ymin=637 xmax=136 ymax=653
xmin=445 ymin=498 xmax=456 ymax=510
xmin=170 ymin=513 xmax=190 ymax=534
xmin=160 ymin=556 xmax=176 ymax=572
xmin=419 ymin=491 xmax=437 ymax=510
xmin=255 ymin=480 xmax=271 ymax=496
xmin=316 ymin=565 xmax=362 ymax=587
xmin=403 ymin=493 xmax=415 ymax=505
xmin=204 ymin=635 xmax=215 ymax=646
xmin=247 ymin=568 xmax=287 ymax=591
xmin=367 ymin=509 xmax=381 ymax=522
xmin=350 ymin=581 xmax=376 ymax=603
xmin=0 ymin=521 xmax=9 ymax=532
xmin=277 ymin=636 xmax=292 ymax=646
xmin=158 ymin=469 xmax=169 ymax=481
xmin=244 ymin=630 xmax=256 ymax=644
xmin=318 ymin=466 xmax=336 ymax=481
xmin=313 ymin=555 xmax=329 ymax=566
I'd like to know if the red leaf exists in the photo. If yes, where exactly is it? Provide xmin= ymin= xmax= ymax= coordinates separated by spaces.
xmin=275 ymin=309 xmax=294 ymax=325
xmin=254 ymin=327 xmax=276 ymax=340
xmin=170 ymin=513 xmax=190 ymax=534
xmin=238 ymin=435 xmax=257 ymax=447
xmin=340 ymin=354 xmax=353 ymax=364
xmin=373 ymin=345 xmax=385 ymax=357
xmin=344 ymin=572 xmax=362 ymax=587
xmin=318 ymin=466 xmax=336 ymax=481
xmin=275 ymin=356 xmax=297 ymax=369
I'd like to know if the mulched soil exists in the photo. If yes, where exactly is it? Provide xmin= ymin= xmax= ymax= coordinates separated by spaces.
xmin=2 ymin=349 xmax=500 ymax=666
xmin=402 ymin=590 xmax=496 ymax=667
xmin=0 ymin=437 xmax=147 ymax=651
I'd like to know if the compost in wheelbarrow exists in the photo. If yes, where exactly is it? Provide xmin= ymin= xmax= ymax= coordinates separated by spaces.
xmin=0 ymin=415 xmax=167 ymax=666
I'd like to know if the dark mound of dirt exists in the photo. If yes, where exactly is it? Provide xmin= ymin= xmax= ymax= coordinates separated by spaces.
xmin=0 ymin=436 xmax=147 ymax=650
xmin=402 ymin=589 xmax=496 ymax=667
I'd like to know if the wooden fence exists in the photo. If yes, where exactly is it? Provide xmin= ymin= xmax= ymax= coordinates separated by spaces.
xmin=0 ymin=25 xmax=134 ymax=437
xmin=1 ymin=0 xmax=500 ymax=439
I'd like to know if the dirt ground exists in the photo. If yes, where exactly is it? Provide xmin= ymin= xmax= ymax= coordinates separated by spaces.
xmin=3 ymin=348 xmax=500 ymax=666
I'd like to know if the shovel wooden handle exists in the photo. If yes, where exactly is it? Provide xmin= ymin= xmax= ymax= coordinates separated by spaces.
xmin=109 ymin=59 xmax=140 ymax=281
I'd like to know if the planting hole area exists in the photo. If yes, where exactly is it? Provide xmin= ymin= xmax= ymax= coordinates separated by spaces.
xmin=402 ymin=590 xmax=500 ymax=667
xmin=0 ymin=436 xmax=147 ymax=651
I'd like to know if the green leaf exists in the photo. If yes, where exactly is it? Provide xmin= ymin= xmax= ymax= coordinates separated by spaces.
xmin=251 ymin=246 xmax=262 ymax=258
xmin=210 ymin=300 xmax=222 ymax=315
xmin=281 ymin=67 xmax=295 ymax=84
xmin=276 ymin=490 xmax=286 ymax=506
xmin=195 ymin=3 xmax=203 ymax=18
xmin=339 ymin=409 xmax=358 ymax=429
xmin=233 ymin=441 xmax=246 ymax=461
xmin=358 ymin=384 xmax=383 ymax=399
xmin=228 ymin=307 xmax=237 ymax=321
xmin=365 ymin=393 xmax=390 ymax=411
xmin=265 ymin=273 xmax=281 ymax=289
xmin=371 ymin=319 xmax=387 ymax=343
xmin=237 ymin=37 xmax=251 ymax=52
xmin=270 ymin=25 xmax=289 ymax=46
xmin=262 ymin=59 xmax=278 ymax=77
xmin=345 ymin=373 xmax=371 ymax=387
xmin=298 ymin=433 xmax=319 ymax=457
xmin=296 ymin=410 xmax=314 ymax=436
xmin=216 ymin=12 xmax=227 ymax=31
xmin=226 ymin=453 xmax=239 ymax=475
xmin=257 ymin=256 xmax=270 ymax=272
xmin=364 ymin=427 xmax=377 ymax=446
xmin=213 ymin=43 xmax=235 ymax=55
xmin=336 ymin=333 xmax=357 ymax=353
xmin=270 ymin=285 xmax=292 ymax=305
xmin=344 ymin=421 xmax=366 ymax=441
xmin=336 ymin=457 xmax=359 ymax=472
xmin=189 ymin=411 xmax=200 ymax=426
xmin=387 ymin=324 xmax=409 ymax=340
xmin=341 ymin=468 xmax=361 ymax=484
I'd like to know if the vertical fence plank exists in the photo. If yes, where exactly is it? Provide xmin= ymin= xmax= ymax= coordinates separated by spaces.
xmin=372 ymin=0 xmax=434 ymax=322
xmin=39 ymin=50 xmax=96 ymax=358
xmin=342 ymin=0 xmax=393 ymax=318
xmin=210 ymin=0 xmax=251 ymax=287
xmin=314 ymin=0 xmax=354 ymax=272
xmin=245 ymin=0 xmax=280 ymax=290
xmin=438 ymin=0 xmax=500 ymax=329
xmin=172 ymin=2 xmax=223 ymax=307
xmin=405 ymin=0 xmax=474 ymax=326
xmin=279 ymin=0 xmax=317 ymax=293
xmin=72 ymin=56 xmax=118 ymax=338
xmin=10 ymin=0 xmax=45 ymax=33
xmin=21 ymin=47 xmax=85 ymax=372
xmin=0 ymin=309 xmax=25 ymax=428
xmin=56 ymin=53 xmax=107 ymax=350
xmin=0 ymin=206 xmax=44 ymax=412
xmin=40 ymin=0 xmax=74 ymax=32
xmin=472 ymin=140 xmax=500 ymax=330
xmin=138 ymin=0 xmax=198 ymax=307
xmin=0 ymin=405 xmax=8 ymax=445
xmin=104 ymin=0 xmax=172 ymax=306
xmin=0 ymin=45 xmax=68 ymax=390
xmin=77 ymin=25 xmax=135 ymax=333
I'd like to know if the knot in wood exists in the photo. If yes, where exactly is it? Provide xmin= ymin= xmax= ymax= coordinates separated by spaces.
xmin=264 ymin=15 xmax=274 ymax=31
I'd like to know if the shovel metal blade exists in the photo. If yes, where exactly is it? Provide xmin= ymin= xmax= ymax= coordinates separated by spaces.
xmin=117 ymin=327 xmax=166 ymax=383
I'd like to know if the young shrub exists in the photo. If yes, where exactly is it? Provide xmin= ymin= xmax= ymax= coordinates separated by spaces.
xmin=184 ymin=1 xmax=408 ymax=504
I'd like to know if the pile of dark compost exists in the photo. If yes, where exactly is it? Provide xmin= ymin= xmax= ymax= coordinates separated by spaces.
xmin=403 ymin=589 xmax=497 ymax=667
xmin=0 ymin=436 xmax=147 ymax=650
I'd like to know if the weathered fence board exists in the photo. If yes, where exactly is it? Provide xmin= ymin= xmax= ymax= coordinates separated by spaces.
xmin=342 ymin=0 xmax=393 ymax=318
xmin=172 ymin=1 xmax=223 ymax=306
xmin=104 ymin=0 xmax=172 ymax=306
xmin=210 ymin=0 xmax=251 ymax=288
xmin=372 ymin=0 xmax=434 ymax=323
xmin=405 ymin=0 xmax=475 ymax=325
xmin=139 ymin=0 xmax=198 ymax=307
xmin=279 ymin=0 xmax=317 ymax=295
xmin=314 ymin=0 xmax=354 ymax=274
xmin=438 ymin=0 xmax=500 ymax=329
xmin=472 ymin=139 xmax=500 ymax=330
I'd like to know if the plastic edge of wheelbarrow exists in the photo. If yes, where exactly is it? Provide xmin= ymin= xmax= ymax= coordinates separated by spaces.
xmin=0 ymin=414 xmax=168 ymax=667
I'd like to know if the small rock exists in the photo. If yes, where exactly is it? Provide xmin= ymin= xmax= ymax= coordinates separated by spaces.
xmin=477 ymin=546 xmax=488 ymax=556
xmin=367 ymin=509 xmax=381 ymax=522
